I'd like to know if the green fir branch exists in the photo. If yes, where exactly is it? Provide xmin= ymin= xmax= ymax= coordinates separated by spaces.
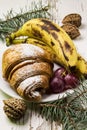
xmin=0 ymin=1 xmax=87 ymax=129
xmin=28 ymin=80 xmax=87 ymax=130
xmin=0 ymin=2 xmax=51 ymax=41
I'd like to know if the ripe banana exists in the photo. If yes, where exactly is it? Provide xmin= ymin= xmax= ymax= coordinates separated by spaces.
xmin=9 ymin=37 xmax=87 ymax=77
xmin=76 ymin=54 xmax=87 ymax=77
xmin=6 ymin=18 xmax=78 ymax=69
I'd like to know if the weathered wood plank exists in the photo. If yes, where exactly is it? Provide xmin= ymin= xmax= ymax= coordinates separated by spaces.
xmin=0 ymin=0 xmax=87 ymax=130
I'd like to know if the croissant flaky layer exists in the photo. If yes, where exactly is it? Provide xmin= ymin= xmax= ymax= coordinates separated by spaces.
xmin=2 ymin=44 xmax=53 ymax=78
xmin=2 ymin=44 xmax=53 ymax=101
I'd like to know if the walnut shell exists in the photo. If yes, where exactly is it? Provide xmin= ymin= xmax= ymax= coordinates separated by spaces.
xmin=62 ymin=13 xmax=82 ymax=27
xmin=61 ymin=23 xmax=80 ymax=39
xmin=3 ymin=98 xmax=27 ymax=120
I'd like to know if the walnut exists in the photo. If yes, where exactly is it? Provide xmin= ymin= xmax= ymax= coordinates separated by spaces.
xmin=61 ymin=23 xmax=80 ymax=39
xmin=62 ymin=13 xmax=82 ymax=27
xmin=3 ymin=98 xmax=27 ymax=120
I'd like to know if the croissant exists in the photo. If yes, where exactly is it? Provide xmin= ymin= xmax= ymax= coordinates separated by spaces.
xmin=2 ymin=44 xmax=53 ymax=101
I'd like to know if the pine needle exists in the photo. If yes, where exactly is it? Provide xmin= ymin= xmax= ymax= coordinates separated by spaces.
xmin=28 ymin=80 xmax=87 ymax=130
xmin=0 ymin=1 xmax=87 ymax=129
xmin=0 ymin=2 xmax=51 ymax=41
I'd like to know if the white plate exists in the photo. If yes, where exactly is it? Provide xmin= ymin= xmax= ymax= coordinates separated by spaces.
xmin=0 ymin=43 xmax=74 ymax=102
xmin=0 ymin=12 xmax=87 ymax=102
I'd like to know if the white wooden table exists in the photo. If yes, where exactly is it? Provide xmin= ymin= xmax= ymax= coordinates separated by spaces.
xmin=0 ymin=0 xmax=87 ymax=129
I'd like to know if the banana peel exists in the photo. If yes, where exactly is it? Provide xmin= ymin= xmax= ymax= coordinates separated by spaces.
xmin=6 ymin=18 xmax=78 ymax=69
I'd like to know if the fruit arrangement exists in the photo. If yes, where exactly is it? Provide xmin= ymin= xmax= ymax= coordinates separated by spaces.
xmin=2 ymin=16 xmax=87 ymax=101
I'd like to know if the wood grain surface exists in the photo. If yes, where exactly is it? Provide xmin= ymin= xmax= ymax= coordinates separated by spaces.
xmin=0 ymin=0 xmax=87 ymax=130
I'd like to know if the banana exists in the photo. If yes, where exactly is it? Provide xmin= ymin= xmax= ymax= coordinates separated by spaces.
xmin=8 ymin=37 xmax=87 ymax=77
xmin=76 ymin=54 xmax=87 ymax=77
xmin=6 ymin=18 xmax=78 ymax=69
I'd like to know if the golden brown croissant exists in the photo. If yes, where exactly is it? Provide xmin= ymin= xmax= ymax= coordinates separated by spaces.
xmin=2 ymin=44 xmax=53 ymax=101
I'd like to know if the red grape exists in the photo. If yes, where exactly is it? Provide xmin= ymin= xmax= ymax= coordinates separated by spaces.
xmin=49 ymin=67 xmax=79 ymax=94
xmin=50 ymin=77 xmax=65 ymax=93
xmin=64 ymin=74 xmax=79 ymax=89
xmin=54 ymin=67 xmax=67 ymax=79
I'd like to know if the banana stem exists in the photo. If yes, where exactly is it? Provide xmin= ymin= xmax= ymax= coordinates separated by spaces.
xmin=12 ymin=39 xmax=26 ymax=44
xmin=6 ymin=38 xmax=27 ymax=46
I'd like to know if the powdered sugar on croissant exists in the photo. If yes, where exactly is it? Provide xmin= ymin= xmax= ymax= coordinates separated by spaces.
xmin=2 ymin=44 xmax=53 ymax=101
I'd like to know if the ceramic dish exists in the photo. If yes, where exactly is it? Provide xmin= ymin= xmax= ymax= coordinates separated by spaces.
xmin=0 ymin=43 xmax=74 ymax=102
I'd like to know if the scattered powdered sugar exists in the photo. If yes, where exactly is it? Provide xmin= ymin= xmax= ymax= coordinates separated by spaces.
xmin=19 ymin=44 xmax=45 ymax=57
xmin=18 ymin=75 xmax=43 ymax=90
xmin=17 ymin=75 xmax=44 ymax=97
xmin=4 ymin=44 xmax=46 ymax=60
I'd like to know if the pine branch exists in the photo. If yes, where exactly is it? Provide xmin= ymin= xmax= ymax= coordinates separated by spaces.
xmin=28 ymin=80 xmax=87 ymax=130
xmin=0 ymin=2 xmax=51 ymax=41
xmin=0 ymin=1 xmax=87 ymax=129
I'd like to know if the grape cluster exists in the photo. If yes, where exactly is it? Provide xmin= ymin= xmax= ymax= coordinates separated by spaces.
xmin=50 ymin=67 xmax=79 ymax=93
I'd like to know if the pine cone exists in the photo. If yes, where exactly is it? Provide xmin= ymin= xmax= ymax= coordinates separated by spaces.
xmin=3 ymin=98 xmax=27 ymax=120
xmin=62 ymin=13 xmax=82 ymax=27
xmin=61 ymin=23 xmax=80 ymax=39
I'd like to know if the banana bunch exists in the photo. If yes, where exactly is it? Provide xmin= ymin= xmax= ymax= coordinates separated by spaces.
xmin=6 ymin=18 xmax=78 ymax=69
xmin=6 ymin=18 xmax=87 ymax=76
